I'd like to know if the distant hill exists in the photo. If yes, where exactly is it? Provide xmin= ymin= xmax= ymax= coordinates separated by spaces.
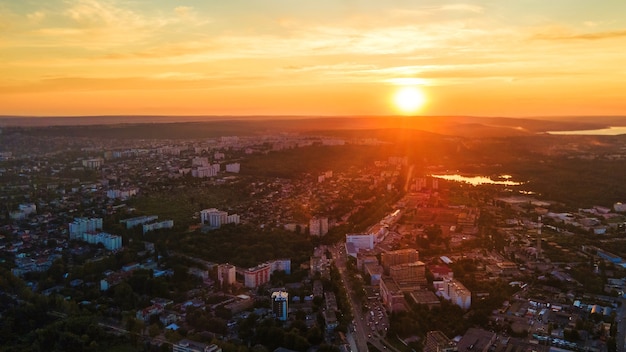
xmin=1 ymin=115 xmax=625 ymax=139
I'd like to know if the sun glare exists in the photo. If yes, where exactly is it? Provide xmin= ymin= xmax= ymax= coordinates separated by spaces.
xmin=393 ymin=86 xmax=426 ymax=115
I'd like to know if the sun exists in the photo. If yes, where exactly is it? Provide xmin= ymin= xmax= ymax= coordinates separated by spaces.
xmin=393 ymin=86 xmax=426 ymax=115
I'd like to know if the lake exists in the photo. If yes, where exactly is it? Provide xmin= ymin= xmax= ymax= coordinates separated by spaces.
xmin=547 ymin=126 xmax=626 ymax=135
xmin=431 ymin=174 xmax=523 ymax=186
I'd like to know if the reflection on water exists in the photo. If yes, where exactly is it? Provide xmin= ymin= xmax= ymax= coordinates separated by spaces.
xmin=431 ymin=174 xmax=523 ymax=186
xmin=547 ymin=126 xmax=626 ymax=135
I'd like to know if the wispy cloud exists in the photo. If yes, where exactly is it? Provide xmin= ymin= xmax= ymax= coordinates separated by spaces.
xmin=439 ymin=4 xmax=484 ymax=14
xmin=533 ymin=29 xmax=626 ymax=41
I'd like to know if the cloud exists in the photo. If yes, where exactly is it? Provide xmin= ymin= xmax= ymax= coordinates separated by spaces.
xmin=26 ymin=11 xmax=46 ymax=23
xmin=439 ymin=4 xmax=484 ymax=14
xmin=533 ymin=29 xmax=626 ymax=41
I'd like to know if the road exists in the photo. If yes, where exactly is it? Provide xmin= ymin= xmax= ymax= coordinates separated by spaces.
xmin=617 ymin=298 xmax=626 ymax=352
xmin=331 ymin=243 xmax=401 ymax=352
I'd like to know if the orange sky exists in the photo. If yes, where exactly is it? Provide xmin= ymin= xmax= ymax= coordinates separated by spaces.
xmin=1 ymin=0 xmax=626 ymax=117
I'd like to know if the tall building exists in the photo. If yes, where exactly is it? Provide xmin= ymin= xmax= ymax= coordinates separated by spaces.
xmin=142 ymin=220 xmax=174 ymax=234
xmin=436 ymin=279 xmax=471 ymax=310
xmin=271 ymin=259 xmax=291 ymax=274
xmin=244 ymin=263 xmax=271 ymax=288
xmin=345 ymin=233 xmax=375 ymax=257
xmin=389 ymin=261 xmax=427 ymax=285
xmin=271 ymin=291 xmax=289 ymax=321
xmin=381 ymin=249 xmax=419 ymax=272
xmin=380 ymin=276 xmax=406 ymax=312
xmin=120 ymin=215 xmax=158 ymax=229
xmin=81 ymin=232 xmax=122 ymax=251
xmin=201 ymin=208 xmax=240 ymax=228
xmin=217 ymin=264 xmax=236 ymax=286
xmin=69 ymin=218 xmax=103 ymax=240
xmin=309 ymin=217 xmax=329 ymax=236
xmin=193 ymin=165 xmax=218 ymax=178
xmin=200 ymin=208 xmax=227 ymax=227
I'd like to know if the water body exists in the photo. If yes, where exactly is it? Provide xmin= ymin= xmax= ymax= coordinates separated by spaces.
xmin=547 ymin=126 xmax=626 ymax=135
xmin=431 ymin=174 xmax=523 ymax=186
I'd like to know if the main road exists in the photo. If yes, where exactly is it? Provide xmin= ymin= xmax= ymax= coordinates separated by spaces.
xmin=331 ymin=243 xmax=401 ymax=352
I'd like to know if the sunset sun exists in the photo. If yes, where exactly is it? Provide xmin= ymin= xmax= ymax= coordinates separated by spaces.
xmin=393 ymin=86 xmax=426 ymax=115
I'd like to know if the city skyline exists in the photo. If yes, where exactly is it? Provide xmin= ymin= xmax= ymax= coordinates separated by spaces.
xmin=1 ymin=0 xmax=626 ymax=117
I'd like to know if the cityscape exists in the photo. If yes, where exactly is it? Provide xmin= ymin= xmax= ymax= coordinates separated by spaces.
xmin=2 ymin=1 xmax=626 ymax=352
xmin=3 ymin=117 xmax=626 ymax=352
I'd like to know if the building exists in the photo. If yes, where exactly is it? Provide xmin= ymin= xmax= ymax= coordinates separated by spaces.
xmin=224 ymin=295 xmax=254 ymax=314
xmin=200 ymin=208 xmax=232 ymax=227
xmin=69 ymin=217 xmax=103 ymax=240
xmin=244 ymin=263 xmax=271 ymax=288
xmin=309 ymin=217 xmax=329 ymax=236
xmin=272 ymin=291 xmax=289 ymax=321
xmin=81 ymin=232 xmax=122 ymax=251
xmin=435 ymin=279 xmax=471 ymax=310
xmin=345 ymin=233 xmax=375 ymax=257
xmin=192 ymin=157 xmax=209 ymax=167
xmin=106 ymin=188 xmax=138 ymax=200
xmin=409 ymin=290 xmax=441 ymax=309
xmin=389 ymin=261 xmax=426 ymax=285
xmin=380 ymin=276 xmax=407 ymax=312
xmin=225 ymin=163 xmax=240 ymax=173
xmin=121 ymin=215 xmax=159 ymax=229
xmin=217 ymin=263 xmax=236 ymax=286
xmin=456 ymin=328 xmax=495 ymax=352
xmin=424 ymin=331 xmax=456 ymax=352
xmin=226 ymin=214 xmax=240 ymax=225
xmin=271 ymin=259 xmax=291 ymax=274
xmin=82 ymin=158 xmax=104 ymax=169
xmin=9 ymin=203 xmax=37 ymax=220
xmin=364 ymin=262 xmax=383 ymax=286
xmin=310 ymin=255 xmax=330 ymax=278
xmin=357 ymin=251 xmax=379 ymax=271
xmin=173 ymin=339 xmax=222 ymax=352
xmin=381 ymin=249 xmax=419 ymax=272
xmin=142 ymin=220 xmax=174 ymax=234
xmin=429 ymin=265 xmax=454 ymax=280
xmin=193 ymin=165 xmax=218 ymax=178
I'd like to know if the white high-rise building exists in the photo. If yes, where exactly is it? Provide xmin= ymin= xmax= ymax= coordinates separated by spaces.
xmin=193 ymin=166 xmax=217 ymax=178
xmin=217 ymin=264 xmax=236 ymax=286
xmin=81 ymin=232 xmax=122 ymax=251
xmin=201 ymin=208 xmax=238 ymax=228
xmin=69 ymin=218 xmax=103 ymax=240
xmin=436 ymin=279 xmax=471 ymax=310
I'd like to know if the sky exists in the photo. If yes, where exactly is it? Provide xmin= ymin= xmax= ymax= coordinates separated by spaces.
xmin=1 ymin=0 xmax=626 ymax=117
